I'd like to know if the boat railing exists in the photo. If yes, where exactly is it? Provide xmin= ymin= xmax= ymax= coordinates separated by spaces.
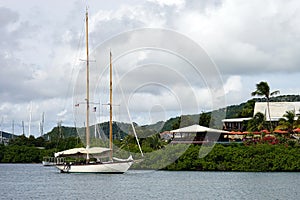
xmin=42 ymin=157 xmax=65 ymax=165
xmin=55 ymin=157 xmax=65 ymax=164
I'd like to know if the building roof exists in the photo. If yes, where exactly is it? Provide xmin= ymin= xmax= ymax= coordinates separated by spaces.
xmin=170 ymin=124 xmax=229 ymax=133
xmin=222 ymin=102 xmax=300 ymax=124
xmin=254 ymin=102 xmax=300 ymax=120
xmin=222 ymin=118 xmax=252 ymax=122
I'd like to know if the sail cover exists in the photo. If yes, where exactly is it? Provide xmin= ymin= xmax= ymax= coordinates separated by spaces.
xmin=54 ymin=147 xmax=111 ymax=157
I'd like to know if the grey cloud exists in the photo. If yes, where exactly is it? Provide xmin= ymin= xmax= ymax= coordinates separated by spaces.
xmin=0 ymin=7 xmax=20 ymax=50
xmin=1 ymin=0 xmax=299 ymax=135
xmin=181 ymin=0 xmax=300 ymax=76
xmin=0 ymin=7 xmax=19 ymax=25
xmin=184 ymin=0 xmax=223 ymax=11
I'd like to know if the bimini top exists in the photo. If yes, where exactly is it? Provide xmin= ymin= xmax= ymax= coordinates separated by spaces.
xmin=54 ymin=147 xmax=111 ymax=157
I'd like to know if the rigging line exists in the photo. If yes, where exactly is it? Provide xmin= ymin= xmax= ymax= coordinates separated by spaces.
xmin=62 ymin=16 xmax=85 ymax=113
xmin=113 ymin=56 xmax=144 ymax=157
xmin=59 ymin=15 xmax=85 ymax=143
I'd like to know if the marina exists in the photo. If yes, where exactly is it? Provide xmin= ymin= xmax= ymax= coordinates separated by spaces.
xmin=0 ymin=1 xmax=300 ymax=199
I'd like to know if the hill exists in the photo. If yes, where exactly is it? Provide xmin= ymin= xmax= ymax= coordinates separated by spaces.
xmin=42 ymin=95 xmax=300 ymax=139
xmin=0 ymin=131 xmax=15 ymax=139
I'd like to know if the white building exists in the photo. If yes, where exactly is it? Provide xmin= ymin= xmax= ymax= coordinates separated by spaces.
xmin=222 ymin=102 xmax=300 ymax=131
xmin=254 ymin=102 xmax=300 ymax=121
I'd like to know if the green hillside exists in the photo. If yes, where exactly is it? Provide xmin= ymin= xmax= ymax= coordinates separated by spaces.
xmin=42 ymin=95 xmax=300 ymax=139
xmin=1 ymin=95 xmax=300 ymax=167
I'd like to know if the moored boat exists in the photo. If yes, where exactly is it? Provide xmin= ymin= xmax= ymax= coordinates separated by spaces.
xmin=54 ymin=9 xmax=139 ymax=173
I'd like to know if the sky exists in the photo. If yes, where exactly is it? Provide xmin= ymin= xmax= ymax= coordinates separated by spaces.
xmin=0 ymin=0 xmax=300 ymax=137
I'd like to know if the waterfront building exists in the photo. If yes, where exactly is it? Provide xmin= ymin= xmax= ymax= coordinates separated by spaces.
xmin=222 ymin=102 xmax=300 ymax=132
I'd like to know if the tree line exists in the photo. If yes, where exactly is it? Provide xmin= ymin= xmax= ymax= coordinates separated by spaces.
xmin=1 ymin=127 xmax=299 ymax=172
xmin=1 ymin=81 xmax=299 ymax=171
xmin=0 ymin=135 xmax=82 ymax=163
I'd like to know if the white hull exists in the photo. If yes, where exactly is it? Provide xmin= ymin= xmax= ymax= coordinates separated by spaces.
xmin=55 ymin=157 xmax=133 ymax=173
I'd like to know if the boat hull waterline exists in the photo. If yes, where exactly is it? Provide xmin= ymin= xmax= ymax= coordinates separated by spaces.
xmin=56 ymin=159 xmax=133 ymax=173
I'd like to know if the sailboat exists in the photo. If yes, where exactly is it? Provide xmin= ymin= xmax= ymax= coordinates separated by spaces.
xmin=54 ymin=10 xmax=134 ymax=173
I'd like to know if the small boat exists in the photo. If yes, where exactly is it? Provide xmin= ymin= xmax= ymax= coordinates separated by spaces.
xmin=54 ymin=9 xmax=140 ymax=173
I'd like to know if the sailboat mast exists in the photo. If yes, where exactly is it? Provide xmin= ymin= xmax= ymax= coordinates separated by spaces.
xmin=22 ymin=121 xmax=25 ymax=135
xmin=28 ymin=101 xmax=32 ymax=137
xmin=40 ymin=112 xmax=45 ymax=136
xmin=12 ymin=120 xmax=14 ymax=136
xmin=85 ymin=9 xmax=90 ymax=153
xmin=109 ymin=51 xmax=113 ymax=160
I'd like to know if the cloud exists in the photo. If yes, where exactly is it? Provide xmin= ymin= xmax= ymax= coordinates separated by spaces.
xmin=147 ymin=0 xmax=185 ymax=8
xmin=0 ymin=7 xmax=20 ymax=49
xmin=224 ymin=76 xmax=242 ymax=94
xmin=1 ymin=0 xmax=300 ymax=136
xmin=176 ymin=0 xmax=300 ymax=75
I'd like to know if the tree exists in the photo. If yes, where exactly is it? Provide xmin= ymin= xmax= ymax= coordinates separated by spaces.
xmin=144 ymin=134 xmax=164 ymax=150
xmin=199 ymin=112 xmax=211 ymax=127
xmin=278 ymin=110 xmax=295 ymax=134
xmin=251 ymin=81 xmax=280 ymax=131
xmin=247 ymin=112 xmax=266 ymax=132
xmin=237 ymin=100 xmax=255 ymax=118
xmin=120 ymin=135 xmax=137 ymax=151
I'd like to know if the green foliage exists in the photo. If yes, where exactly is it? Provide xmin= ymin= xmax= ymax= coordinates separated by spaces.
xmin=1 ymin=134 xmax=83 ymax=163
xmin=9 ymin=135 xmax=34 ymax=146
xmin=199 ymin=112 xmax=211 ymax=127
xmin=226 ymin=100 xmax=255 ymax=118
xmin=0 ymin=144 xmax=5 ymax=161
xmin=3 ymin=94 xmax=300 ymax=168
xmin=161 ymin=117 xmax=181 ymax=131
xmin=247 ymin=112 xmax=267 ymax=131
xmin=1 ymin=145 xmax=46 ymax=163
xmin=238 ymin=100 xmax=255 ymax=118
xmin=119 ymin=134 xmax=140 ymax=152
xmin=143 ymin=134 xmax=165 ymax=151
xmin=2 ymin=131 xmax=300 ymax=172
xmin=133 ymin=144 xmax=190 ymax=170
xmin=278 ymin=110 xmax=296 ymax=133
xmin=251 ymin=81 xmax=280 ymax=100
xmin=132 ymin=144 xmax=300 ymax=172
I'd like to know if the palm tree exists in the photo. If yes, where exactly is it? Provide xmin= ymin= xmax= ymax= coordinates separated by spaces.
xmin=144 ymin=134 xmax=164 ymax=150
xmin=251 ymin=81 xmax=280 ymax=131
xmin=278 ymin=110 xmax=295 ymax=134
xmin=120 ymin=135 xmax=137 ymax=150
xmin=247 ymin=112 xmax=266 ymax=132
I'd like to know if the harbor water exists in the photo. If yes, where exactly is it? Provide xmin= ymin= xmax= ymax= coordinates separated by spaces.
xmin=0 ymin=164 xmax=299 ymax=200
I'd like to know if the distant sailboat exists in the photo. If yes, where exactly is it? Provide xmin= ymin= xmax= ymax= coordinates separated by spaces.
xmin=39 ymin=112 xmax=45 ymax=137
xmin=28 ymin=101 xmax=32 ymax=137
xmin=54 ymin=9 xmax=136 ymax=173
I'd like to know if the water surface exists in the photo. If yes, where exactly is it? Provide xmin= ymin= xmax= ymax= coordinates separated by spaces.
xmin=0 ymin=164 xmax=298 ymax=199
